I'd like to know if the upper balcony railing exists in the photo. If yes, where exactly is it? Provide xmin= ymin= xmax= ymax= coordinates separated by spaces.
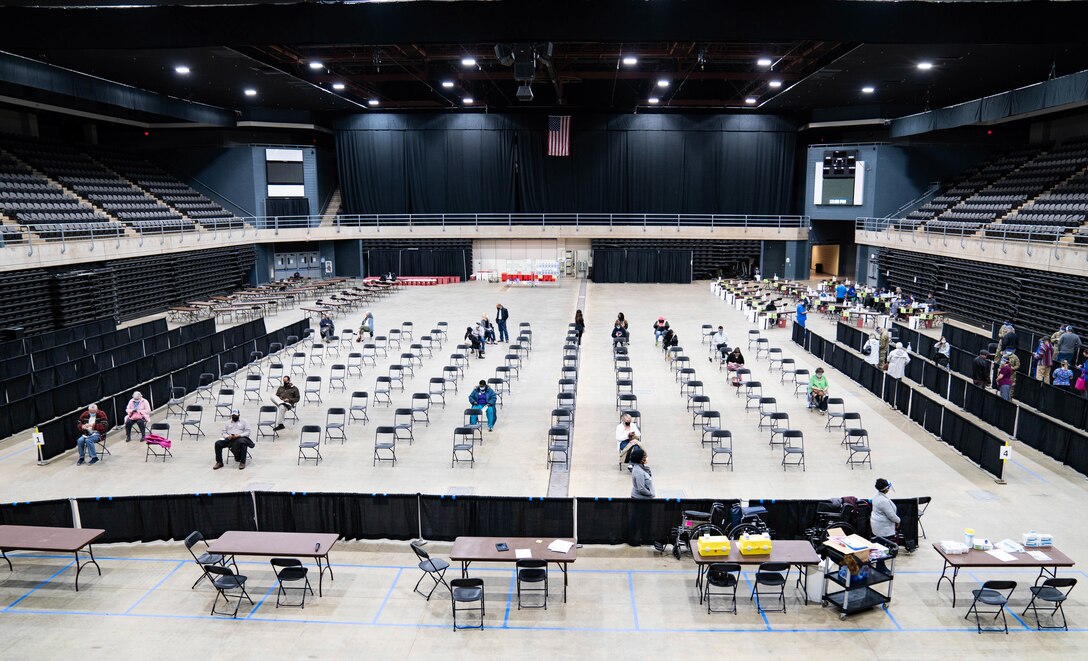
xmin=856 ymin=216 xmax=1088 ymax=258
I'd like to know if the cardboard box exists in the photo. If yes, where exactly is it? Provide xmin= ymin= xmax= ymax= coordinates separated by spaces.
xmin=823 ymin=528 xmax=880 ymax=563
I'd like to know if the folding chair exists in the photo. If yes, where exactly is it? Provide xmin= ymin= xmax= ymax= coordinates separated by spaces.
xmin=917 ymin=496 xmax=932 ymax=539
xmin=360 ymin=343 xmax=378 ymax=366
xmin=495 ymin=366 xmax=514 ymax=391
xmin=182 ymin=405 xmax=204 ymax=439
xmin=387 ymin=364 xmax=406 ymax=391
xmin=757 ymin=397 xmax=778 ymax=430
xmin=290 ymin=352 xmax=307 ymax=376
xmin=767 ymin=348 xmax=784 ymax=372
xmin=824 ymin=399 xmax=848 ymax=430
xmin=205 ymin=565 xmax=254 ymax=619
xmin=839 ymin=412 xmax=863 ymax=444
xmin=751 ymin=562 xmax=790 ymax=614
xmin=504 ymin=353 xmax=522 ymax=379
xmin=145 ymin=422 xmax=173 ymax=463
xmin=243 ymin=374 xmax=263 ymax=402
xmin=782 ymin=430 xmax=805 ymax=471
xmin=393 ymin=408 xmax=415 ymax=444
xmin=435 ymin=322 xmax=449 ymax=342
xmin=615 ymin=379 xmax=634 ymax=408
xmin=257 ymin=405 xmax=279 ymax=441
xmin=1022 ymin=578 xmax=1077 ymax=631
xmin=845 ymin=428 xmax=872 ymax=469
xmin=213 ymin=388 xmax=235 ymax=420
xmin=450 ymin=578 xmax=485 ymax=630
xmin=184 ymin=530 xmax=229 ymax=589
xmin=195 ymin=373 xmax=215 ymax=401
xmin=696 ymin=410 xmax=721 ymax=443
xmin=747 ymin=329 xmax=761 ymax=349
xmin=399 ymin=352 xmax=421 ymax=374
xmin=676 ymin=366 xmax=696 ymax=385
xmin=328 ymin=364 xmax=347 ymax=392
xmin=220 ymin=362 xmax=239 ymax=389
xmin=516 ymin=559 xmax=548 ymax=610
xmin=462 ymin=408 xmax=484 ymax=444
xmin=558 ymin=378 xmax=577 ymax=394
xmin=297 ymin=425 xmax=323 ymax=465
xmin=387 ymin=329 xmax=403 ymax=351
xmin=429 ymin=378 xmax=448 ymax=407
xmin=556 ymin=392 xmax=576 ymax=418
xmin=418 ymin=336 xmax=435 ymax=358
xmin=167 ymin=387 xmax=187 ymax=418
xmin=270 ymin=558 xmax=313 ymax=608
xmin=411 ymin=393 xmax=431 ymax=425
xmin=373 ymin=426 xmax=397 ymax=466
xmin=779 ymin=359 xmax=797 ymax=384
xmin=349 ymin=391 xmax=370 ymax=424
xmin=965 ymin=580 xmax=1016 ymax=634
xmin=373 ymin=336 xmax=389 ymax=358
xmin=443 ymin=365 xmax=462 ymax=387
xmin=411 ymin=542 xmax=451 ymax=599
xmin=743 ymin=382 xmax=763 ymax=411
xmin=303 ymin=375 xmax=323 ymax=405
xmin=681 ymin=379 xmax=703 ymax=398
xmin=755 ymin=338 xmax=770 ymax=359
xmin=616 ymin=392 xmax=638 ymax=412
xmin=452 ymin=427 xmax=476 ymax=468
xmin=732 ymin=368 xmax=752 ymax=396
xmin=709 ymin=430 xmax=734 ymax=471
xmin=704 ymin=562 xmax=741 ymax=613
xmin=793 ymin=369 xmax=811 ymax=398
xmin=309 ymin=344 xmax=326 ymax=367
xmin=767 ymin=412 xmax=790 ymax=447
xmin=547 ymin=426 xmax=570 ymax=468
xmin=449 ymin=353 xmax=468 ymax=378
xmin=267 ymin=363 xmax=285 ymax=390
xmin=700 ymin=324 xmax=715 ymax=346
xmin=552 ymin=409 xmax=574 ymax=430
xmin=324 ymin=408 xmax=347 ymax=444
xmin=687 ymin=395 xmax=711 ymax=420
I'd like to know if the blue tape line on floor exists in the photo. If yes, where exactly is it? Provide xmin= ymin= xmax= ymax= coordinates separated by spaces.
xmin=4 ymin=561 xmax=76 ymax=611
xmin=123 ymin=560 xmax=186 ymax=614
xmin=372 ymin=567 xmax=402 ymax=624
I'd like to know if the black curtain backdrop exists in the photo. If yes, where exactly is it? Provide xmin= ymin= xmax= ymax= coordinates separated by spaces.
xmin=255 ymin=492 xmax=419 ymax=541
xmin=591 ymin=249 xmax=692 ymax=284
xmin=76 ymin=493 xmax=255 ymax=544
xmin=0 ymin=499 xmax=73 ymax=527
xmin=365 ymin=249 xmax=468 ymax=279
xmin=336 ymin=113 xmax=797 ymax=215
xmin=419 ymin=495 xmax=574 ymax=541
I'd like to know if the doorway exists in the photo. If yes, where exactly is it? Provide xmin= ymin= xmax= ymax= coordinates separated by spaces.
xmin=810 ymin=244 xmax=841 ymax=277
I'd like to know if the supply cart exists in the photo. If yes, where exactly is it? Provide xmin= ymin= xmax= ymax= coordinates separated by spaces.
xmin=820 ymin=534 xmax=898 ymax=620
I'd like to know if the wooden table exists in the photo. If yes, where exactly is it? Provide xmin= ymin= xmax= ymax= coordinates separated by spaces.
xmin=933 ymin=543 xmax=1076 ymax=607
xmin=207 ymin=530 xmax=339 ymax=596
xmin=449 ymin=536 xmax=577 ymax=602
xmin=691 ymin=540 xmax=822 ymax=605
xmin=0 ymin=525 xmax=105 ymax=591
xmin=167 ymin=306 xmax=203 ymax=322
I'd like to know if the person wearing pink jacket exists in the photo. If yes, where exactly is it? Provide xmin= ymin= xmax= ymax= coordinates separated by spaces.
xmin=124 ymin=391 xmax=151 ymax=442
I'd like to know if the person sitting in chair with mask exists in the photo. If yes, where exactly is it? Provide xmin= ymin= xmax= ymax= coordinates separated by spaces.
xmin=212 ymin=409 xmax=253 ymax=470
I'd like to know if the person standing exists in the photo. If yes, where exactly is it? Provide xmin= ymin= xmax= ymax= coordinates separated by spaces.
xmin=212 ymin=410 xmax=253 ymax=470
xmin=468 ymin=380 xmax=498 ymax=432
xmin=887 ymin=343 xmax=911 ymax=379
xmin=272 ymin=375 xmax=300 ymax=431
xmin=796 ymin=299 xmax=808 ymax=329
xmin=573 ymin=309 xmax=585 ymax=346
xmin=123 ymin=391 xmax=151 ymax=442
xmin=997 ymin=360 xmax=1014 ymax=400
xmin=629 ymin=447 xmax=655 ymax=499
xmin=1001 ymin=348 xmax=1021 ymax=396
xmin=75 ymin=403 xmax=107 ymax=465
xmin=1053 ymin=360 xmax=1074 ymax=392
xmin=869 ymin=478 xmax=900 ymax=573
xmin=835 ymin=282 xmax=847 ymax=304
xmin=863 ymin=333 xmax=881 ymax=366
xmin=998 ymin=322 xmax=1018 ymax=354
xmin=1056 ymin=326 xmax=1082 ymax=367
xmin=1034 ymin=336 xmax=1054 ymax=384
xmin=878 ymin=328 xmax=891 ymax=369
xmin=972 ymin=350 xmax=991 ymax=388
xmin=495 ymin=303 xmax=509 ymax=343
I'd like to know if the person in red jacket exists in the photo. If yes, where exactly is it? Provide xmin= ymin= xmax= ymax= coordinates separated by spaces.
xmin=75 ymin=404 xmax=108 ymax=465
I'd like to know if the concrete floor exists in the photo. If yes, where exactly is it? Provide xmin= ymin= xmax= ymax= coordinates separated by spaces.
xmin=2 ymin=279 xmax=1087 ymax=658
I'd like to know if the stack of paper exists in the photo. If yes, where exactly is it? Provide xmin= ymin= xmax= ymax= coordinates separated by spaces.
xmin=514 ymin=549 xmax=532 ymax=559
xmin=1027 ymin=550 xmax=1052 ymax=562
xmin=985 ymin=549 xmax=1018 ymax=562
xmin=547 ymin=539 xmax=574 ymax=554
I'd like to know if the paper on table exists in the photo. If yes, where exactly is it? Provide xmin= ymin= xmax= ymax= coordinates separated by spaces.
xmin=986 ymin=549 xmax=1018 ymax=562
xmin=547 ymin=540 xmax=574 ymax=554
xmin=515 ymin=548 xmax=532 ymax=559
xmin=1027 ymin=550 xmax=1052 ymax=561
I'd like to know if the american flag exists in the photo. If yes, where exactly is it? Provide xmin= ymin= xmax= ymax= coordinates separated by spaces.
xmin=548 ymin=115 xmax=571 ymax=156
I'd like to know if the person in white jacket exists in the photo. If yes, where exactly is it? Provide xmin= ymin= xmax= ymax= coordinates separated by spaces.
xmin=887 ymin=342 xmax=911 ymax=379
xmin=863 ymin=334 xmax=881 ymax=366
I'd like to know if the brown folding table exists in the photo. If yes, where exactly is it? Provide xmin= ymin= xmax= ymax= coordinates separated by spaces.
xmin=449 ymin=536 xmax=577 ymax=602
xmin=0 ymin=525 xmax=105 ymax=591
xmin=207 ymin=531 xmax=339 ymax=596
xmin=933 ymin=543 xmax=1076 ymax=607
xmin=691 ymin=540 xmax=822 ymax=605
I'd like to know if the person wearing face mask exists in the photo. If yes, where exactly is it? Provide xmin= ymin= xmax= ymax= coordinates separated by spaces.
xmin=213 ymin=409 xmax=253 ymax=470
xmin=75 ymin=403 xmax=108 ymax=465
xmin=468 ymin=380 xmax=498 ymax=431
xmin=616 ymin=412 xmax=643 ymax=469
xmin=124 ymin=390 xmax=151 ymax=442
xmin=271 ymin=375 xmax=300 ymax=431
xmin=870 ymin=478 xmax=900 ymax=574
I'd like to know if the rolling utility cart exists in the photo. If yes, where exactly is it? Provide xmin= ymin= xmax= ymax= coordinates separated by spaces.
xmin=820 ymin=533 xmax=898 ymax=620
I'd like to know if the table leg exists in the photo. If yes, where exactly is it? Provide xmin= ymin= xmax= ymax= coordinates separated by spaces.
xmin=74 ymin=544 xmax=102 ymax=592
xmin=936 ymin=559 xmax=959 ymax=607
xmin=461 ymin=561 xmax=470 ymax=579
xmin=1 ymin=549 xmax=11 ymax=572
xmin=316 ymin=553 xmax=334 ymax=597
xmin=1035 ymin=566 xmax=1057 ymax=587
xmin=795 ymin=564 xmax=810 ymax=605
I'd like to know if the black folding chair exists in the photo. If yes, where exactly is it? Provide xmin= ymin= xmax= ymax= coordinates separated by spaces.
xmin=270 ymin=558 xmax=314 ymax=608
xmin=184 ymin=530 xmax=230 ymax=589
xmin=450 ymin=578 xmax=485 ymax=630
xmin=410 ymin=541 xmax=452 ymax=600
xmin=1022 ymin=578 xmax=1076 ymax=630
xmin=704 ymin=562 xmax=741 ymax=614
xmin=965 ymin=580 xmax=1017 ymax=634
xmin=751 ymin=562 xmax=790 ymax=613
xmin=204 ymin=565 xmax=254 ymax=619
xmin=516 ymin=559 xmax=548 ymax=610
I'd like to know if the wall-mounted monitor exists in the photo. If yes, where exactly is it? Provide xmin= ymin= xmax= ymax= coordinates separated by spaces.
xmin=813 ymin=149 xmax=864 ymax=206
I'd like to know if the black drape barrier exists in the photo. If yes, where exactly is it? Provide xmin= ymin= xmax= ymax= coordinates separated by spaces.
xmin=336 ymin=113 xmax=796 ymax=215
xmin=750 ymin=499 xmax=821 ymax=541
xmin=0 ymin=499 xmax=73 ymax=527
xmin=365 ymin=249 xmax=468 ymax=280
xmin=266 ymin=197 xmax=310 ymax=217
xmin=255 ymin=492 xmax=419 ymax=541
xmin=895 ymin=378 xmax=911 ymax=414
xmin=76 ymin=493 xmax=255 ymax=544
xmin=575 ymin=498 xmax=726 ymax=546
xmin=590 ymin=249 xmax=692 ymax=284
xmin=891 ymin=499 xmax=920 ymax=549
xmin=419 ymin=496 xmax=574 ymax=541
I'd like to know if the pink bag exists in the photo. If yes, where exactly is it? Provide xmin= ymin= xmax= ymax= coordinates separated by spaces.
xmin=1076 ymin=377 xmax=1086 ymax=392
xmin=144 ymin=433 xmax=172 ymax=449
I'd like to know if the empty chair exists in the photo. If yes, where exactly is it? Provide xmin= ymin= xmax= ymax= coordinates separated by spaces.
xmin=462 ymin=408 xmax=484 ymax=443
xmin=779 ymin=358 xmax=797 ymax=383
xmin=339 ymin=329 xmax=356 ymax=353
xmin=751 ymin=562 xmax=790 ymax=614
xmin=374 ymin=376 xmax=393 ymax=406
xmin=511 ymin=343 xmax=528 ymax=360
xmin=700 ymin=324 xmax=715 ymax=346
xmin=304 ymin=376 xmax=323 ymax=405
xmin=792 ymin=369 xmax=811 ymax=397
xmin=243 ymin=374 xmax=263 ymax=402
xmin=410 ymin=541 xmax=451 ymax=600
xmin=373 ymin=336 xmax=389 ymax=357
xmin=452 ymin=427 xmax=476 ymax=468
xmin=400 ymin=321 xmax=414 ymax=341
xmin=556 ymin=391 xmax=576 ymax=415
xmin=757 ymin=397 xmax=778 ymax=430
xmin=965 ymin=580 xmax=1017 ymax=634
xmin=418 ymin=336 xmax=436 ymax=357
xmin=687 ymin=395 xmax=711 ymax=419
xmin=435 ymin=322 xmax=449 ymax=342
xmin=558 ymin=378 xmax=577 ymax=396
xmin=732 ymin=368 xmax=752 ymax=395
xmin=743 ymin=382 xmax=763 ymax=411
xmin=328 ymin=364 xmax=347 ymax=392
xmin=516 ymin=559 xmax=548 ymax=610
xmin=615 ymin=379 xmax=634 ymax=407
xmin=167 ymin=387 xmax=187 ymax=418
xmin=704 ymin=562 xmax=741 ymax=613
xmin=297 ymin=425 xmax=323 ymax=465
xmin=615 ymin=365 xmax=633 ymax=382
xmin=839 ymin=412 xmax=863 ymax=444
xmin=182 ymin=405 xmax=204 ymax=439
xmin=400 ymin=351 xmax=422 ymax=372
xmin=269 ymin=558 xmax=313 ymax=609
xmin=1021 ymin=578 xmax=1077 ymax=631
xmin=917 ymin=496 xmax=932 ymax=539
xmin=450 ymin=578 xmax=485 ymax=630
xmin=324 ymin=408 xmax=347 ymax=444
xmin=495 ymin=366 xmax=515 ymax=391
xmin=845 ymin=429 xmax=872 ymax=469
xmin=309 ymin=344 xmax=326 ymax=367
xmin=346 ymin=352 xmax=364 ymax=377
xmin=257 ymin=405 xmax=279 ymax=442
xmin=205 ymin=565 xmax=254 ymax=619
xmin=449 ymin=353 xmax=468 ymax=378
xmin=145 ymin=422 xmax=173 ymax=463
xmin=672 ymin=356 xmax=691 ymax=375
xmin=747 ymin=329 xmax=761 ymax=348
xmin=767 ymin=348 xmax=784 ymax=371
xmin=681 ymin=379 xmax=703 ymax=398
xmin=220 ymin=362 xmax=240 ymax=389
xmin=349 ymin=391 xmax=370 ymax=424
xmin=214 ymin=388 xmax=235 ymax=420
xmin=290 ymin=352 xmax=307 ymax=376
xmin=755 ymin=338 xmax=770 ymax=359
xmin=709 ymin=430 xmax=734 ymax=471
xmin=443 ymin=365 xmax=462 ymax=387
xmin=616 ymin=392 xmax=638 ymax=412
xmin=388 ymin=364 xmax=407 ymax=391
xmin=676 ymin=366 xmax=696 ymax=384
xmin=824 ymin=399 xmax=848 ymax=430
xmin=428 ymin=378 xmax=448 ymax=407
xmin=767 ymin=412 xmax=790 ymax=447
xmin=184 ymin=530 xmax=228 ymax=589
xmin=249 ymin=350 xmax=264 ymax=363
xmin=695 ymin=410 xmax=721 ymax=442
xmin=195 ymin=373 xmax=215 ymax=401
xmin=486 ymin=378 xmax=506 ymax=408
xmin=504 ymin=354 xmax=522 ymax=379
xmin=373 ymin=426 xmax=397 ymax=466
xmin=782 ymin=430 xmax=805 ymax=471
xmin=552 ymin=408 xmax=574 ymax=430
xmin=547 ymin=426 xmax=570 ymax=468
xmin=267 ymin=363 xmax=285 ymax=390
xmin=387 ymin=329 xmax=402 ymax=350
xmin=393 ymin=408 xmax=415 ymax=444
xmin=360 ymin=343 xmax=378 ymax=366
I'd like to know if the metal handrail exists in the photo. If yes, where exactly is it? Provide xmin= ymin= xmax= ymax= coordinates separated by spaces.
xmin=855 ymin=216 xmax=1086 ymax=260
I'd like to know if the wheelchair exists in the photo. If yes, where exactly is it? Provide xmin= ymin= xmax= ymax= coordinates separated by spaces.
xmin=655 ymin=502 xmax=773 ymax=559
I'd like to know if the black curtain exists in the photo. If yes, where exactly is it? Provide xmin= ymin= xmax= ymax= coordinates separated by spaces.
xmin=76 ymin=493 xmax=254 ymax=544
xmin=365 ymin=249 xmax=467 ymax=279
xmin=419 ymin=496 xmax=574 ymax=541
xmin=266 ymin=197 xmax=310 ymax=217
xmin=337 ymin=128 xmax=408 ymax=214
xmin=255 ymin=492 xmax=419 ymax=541
xmin=591 ymin=249 xmax=692 ymax=283
xmin=0 ymin=499 xmax=73 ymax=527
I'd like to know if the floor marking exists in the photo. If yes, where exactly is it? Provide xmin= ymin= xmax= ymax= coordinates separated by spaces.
xmin=124 ymin=560 xmax=186 ymax=614
xmin=627 ymin=570 xmax=640 ymax=631
xmin=4 ymin=561 xmax=76 ymax=611
xmin=372 ymin=567 xmax=402 ymax=624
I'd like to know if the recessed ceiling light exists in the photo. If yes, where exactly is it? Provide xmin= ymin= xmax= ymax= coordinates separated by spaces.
xmin=174 ymin=66 xmax=190 ymax=75
xmin=244 ymin=88 xmax=257 ymax=97
xmin=917 ymin=62 xmax=934 ymax=70
xmin=648 ymin=97 xmax=660 ymax=104
xmin=368 ymin=99 xmax=380 ymax=106
xmin=768 ymin=80 xmax=782 ymax=88
xmin=461 ymin=57 xmax=476 ymax=67
xmin=745 ymin=97 xmax=758 ymax=105
xmin=757 ymin=58 xmax=772 ymax=67
xmin=441 ymin=80 xmax=455 ymax=88
xmin=332 ymin=82 xmax=346 ymax=91
xmin=622 ymin=56 xmax=638 ymax=66
xmin=657 ymin=79 xmax=669 ymax=88
xmin=861 ymin=86 xmax=875 ymax=94
xmin=308 ymin=61 xmax=324 ymax=70
xmin=463 ymin=97 xmax=474 ymax=105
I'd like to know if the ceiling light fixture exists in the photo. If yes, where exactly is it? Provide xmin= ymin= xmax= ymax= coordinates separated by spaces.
xmin=308 ymin=61 xmax=324 ymax=70
xmin=917 ymin=61 xmax=934 ymax=70
xmin=757 ymin=58 xmax=772 ymax=67
xmin=648 ymin=97 xmax=660 ymax=104
xmin=768 ymin=80 xmax=782 ymax=88
xmin=745 ymin=97 xmax=758 ymax=105
xmin=461 ymin=57 xmax=476 ymax=67
xmin=332 ymin=82 xmax=346 ymax=91
xmin=463 ymin=97 xmax=474 ymax=105
xmin=244 ymin=88 xmax=257 ymax=97
xmin=657 ymin=79 xmax=669 ymax=88
xmin=622 ymin=56 xmax=638 ymax=66
xmin=441 ymin=80 xmax=455 ymax=88
xmin=861 ymin=86 xmax=875 ymax=94
xmin=368 ymin=99 xmax=380 ymax=106
xmin=174 ymin=66 xmax=190 ymax=75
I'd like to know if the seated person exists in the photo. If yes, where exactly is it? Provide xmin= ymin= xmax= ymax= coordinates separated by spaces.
xmin=661 ymin=329 xmax=679 ymax=359
xmin=212 ymin=410 xmax=253 ymax=470
xmin=123 ymin=390 xmax=151 ymax=442
xmin=652 ymin=317 xmax=670 ymax=346
xmin=808 ymin=367 xmax=830 ymax=413
xmin=726 ymin=347 xmax=746 ymax=373
xmin=611 ymin=322 xmax=629 ymax=347
xmin=271 ymin=375 xmax=301 ymax=430
xmin=480 ymin=315 xmax=497 ymax=344
xmin=465 ymin=326 xmax=485 ymax=358
xmin=711 ymin=326 xmax=730 ymax=362
xmin=319 ymin=313 xmax=336 ymax=342
xmin=616 ymin=413 xmax=642 ymax=469
xmin=357 ymin=310 xmax=375 ymax=339
xmin=468 ymin=380 xmax=498 ymax=432
xmin=75 ymin=404 xmax=108 ymax=465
